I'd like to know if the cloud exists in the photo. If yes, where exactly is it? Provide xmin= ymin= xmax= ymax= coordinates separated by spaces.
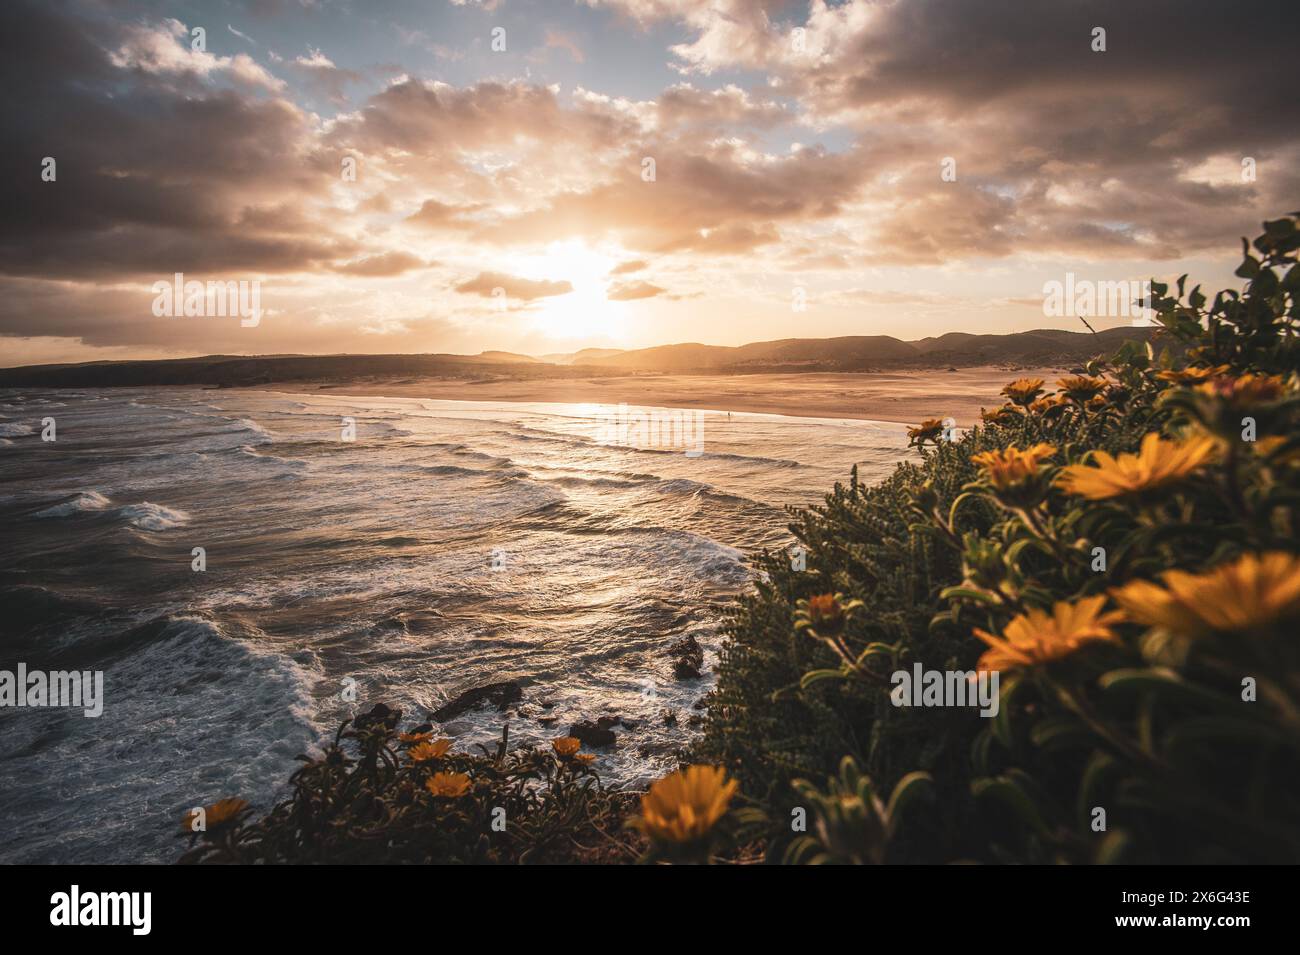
xmin=406 ymin=199 xmax=484 ymax=229
xmin=1 ymin=0 xmax=1297 ymax=363
xmin=333 ymin=252 xmax=431 ymax=276
xmin=289 ymin=47 xmax=361 ymax=105
xmin=610 ymin=259 xmax=648 ymax=274
xmin=607 ymin=280 xmax=666 ymax=300
xmin=108 ymin=18 xmax=283 ymax=91
xmin=454 ymin=272 xmax=575 ymax=300
xmin=543 ymin=30 xmax=585 ymax=64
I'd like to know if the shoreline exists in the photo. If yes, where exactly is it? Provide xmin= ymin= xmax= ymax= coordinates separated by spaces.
xmin=243 ymin=365 xmax=1066 ymax=427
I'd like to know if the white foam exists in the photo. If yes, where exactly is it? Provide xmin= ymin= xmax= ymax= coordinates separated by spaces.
xmin=34 ymin=490 xmax=113 ymax=517
xmin=118 ymin=501 xmax=190 ymax=530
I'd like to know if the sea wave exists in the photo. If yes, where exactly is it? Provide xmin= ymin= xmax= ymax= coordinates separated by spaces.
xmin=0 ymin=614 xmax=323 ymax=864
xmin=118 ymin=502 xmax=190 ymax=530
xmin=33 ymin=490 xmax=113 ymax=517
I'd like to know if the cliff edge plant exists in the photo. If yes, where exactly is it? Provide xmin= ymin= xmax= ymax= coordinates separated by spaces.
xmin=698 ymin=214 xmax=1300 ymax=864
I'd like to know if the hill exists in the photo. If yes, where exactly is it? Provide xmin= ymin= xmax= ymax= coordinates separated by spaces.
xmin=0 ymin=327 xmax=1157 ymax=388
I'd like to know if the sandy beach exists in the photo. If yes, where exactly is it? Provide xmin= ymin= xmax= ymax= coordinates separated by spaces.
xmin=262 ymin=365 xmax=1066 ymax=426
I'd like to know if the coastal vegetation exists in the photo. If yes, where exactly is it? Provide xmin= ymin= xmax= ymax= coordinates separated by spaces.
xmin=188 ymin=215 xmax=1300 ymax=864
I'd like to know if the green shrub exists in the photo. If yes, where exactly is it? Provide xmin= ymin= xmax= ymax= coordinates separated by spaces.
xmin=698 ymin=214 xmax=1300 ymax=864
xmin=180 ymin=706 xmax=641 ymax=864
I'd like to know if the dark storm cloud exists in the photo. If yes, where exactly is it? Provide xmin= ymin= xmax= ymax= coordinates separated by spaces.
xmin=0 ymin=0 xmax=345 ymax=281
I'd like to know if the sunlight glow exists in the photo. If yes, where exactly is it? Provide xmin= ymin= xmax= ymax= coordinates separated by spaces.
xmin=508 ymin=240 xmax=626 ymax=341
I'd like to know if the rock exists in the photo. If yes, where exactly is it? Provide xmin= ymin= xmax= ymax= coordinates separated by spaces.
xmin=569 ymin=720 xmax=617 ymax=746
xmin=668 ymin=634 xmax=704 ymax=679
xmin=431 ymin=681 xmax=523 ymax=722
xmin=354 ymin=703 xmax=402 ymax=732
xmin=538 ymin=716 xmax=559 ymax=726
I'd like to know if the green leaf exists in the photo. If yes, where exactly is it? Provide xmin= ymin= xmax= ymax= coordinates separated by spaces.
xmin=799 ymin=668 xmax=847 ymax=690
xmin=972 ymin=775 xmax=1052 ymax=837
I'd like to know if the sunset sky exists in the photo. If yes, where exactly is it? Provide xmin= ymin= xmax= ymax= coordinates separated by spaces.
xmin=3 ymin=0 xmax=1297 ymax=366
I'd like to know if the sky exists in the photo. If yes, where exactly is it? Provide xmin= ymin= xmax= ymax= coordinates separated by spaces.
xmin=2 ymin=0 xmax=1297 ymax=366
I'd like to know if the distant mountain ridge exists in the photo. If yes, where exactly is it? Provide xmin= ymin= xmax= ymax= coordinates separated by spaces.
xmin=0 ymin=327 xmax=1156 ymax=388
xmin=570 ymin=326 xmax=1153 ymax=371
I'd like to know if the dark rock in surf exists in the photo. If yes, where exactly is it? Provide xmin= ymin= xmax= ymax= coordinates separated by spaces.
xmin=354 ymin=703 xmax=402 ymax=732
xmin=432 ymin=681 xmax=523 ymax=721
xmin=668 ymin=634 xmax=704 ymax=679
xmin=569 ymin=720 xmax=617 ymax=746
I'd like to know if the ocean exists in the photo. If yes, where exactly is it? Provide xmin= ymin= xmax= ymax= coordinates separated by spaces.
xmin=0 ymin=386 xmax=908 ymax=863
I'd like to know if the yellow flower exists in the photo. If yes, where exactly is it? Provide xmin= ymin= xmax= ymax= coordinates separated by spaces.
xmin=408 ymin=739 xmax=453 ymax=762
xmin=1196 ymin=372 xmax=1288 ymax=409
xmin=634 ymin=766 xmax=738 ymax=844
xmin=1057 ymin=432 xmax=1216 ymax=500
xmin=1001 ymin=378 xmax=1046 ymax=405
xmin=181 ymin=797 xmax=250 ymax=832
xmin=795 ymin=592 xmax=859 ymax=635
xmin=974 ymin=595 xmax=1125 ymax=672
xmin=1110 ymin=552 xmax=1300 ymax=638
xmin=980 ymin=406 xmax=1020 ymax=425
xmin=971 ymin=443 xmax=1056 ymax=491
xmin=1028 ymin=394 xmax=1069 ymax=416
xmin=425 ymin=772 xmax=472 ymax=798
xmin=552 ymin=736 xmax=581 ymax=758
xmin=907 ymin=418 xmax=946 ymax=443
xmin=1057 ymin=375 xmax=1108 ymax=401
xmin=1156 ymin=365 xmax=1230 ymax=385
xmin=1255 ymin=435 xmax=1300 ymax=465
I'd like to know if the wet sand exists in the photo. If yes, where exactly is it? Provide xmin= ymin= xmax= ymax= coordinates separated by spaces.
xmin=257 ymin=365 xmax=1066 ymax=426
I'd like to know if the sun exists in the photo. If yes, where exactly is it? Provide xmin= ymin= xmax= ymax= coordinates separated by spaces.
xmin=507 ymin=240 xmax=626 ymax=341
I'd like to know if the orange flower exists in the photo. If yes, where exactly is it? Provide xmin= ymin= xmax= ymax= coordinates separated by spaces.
xmin=181 ymin=797 xmax=250 ymax=833
xmin=1001 ymin=378 xmax=1046 ymax=406
xmin=1029 ymin=394 xmax=1069 ymax=416
xmin=1255 ymin=435 xmax=1300 ymax=465
xmin=974 ymin=595 xmax=1125 ymax=672
xmin=633 ymin=766 xmax=738 ymax=844
xmin=574 ymin=753 xmax=597 ymax=765
xmin=1156 ymin=365 xmax=1231 ymax=385
xmin=408 ymin=739 xmax=453 ymax=762
xmin=1196 ymin=372 xmax=1288 ymax=409
xmin=1111 ymin=552 xmax=1300 ymax=638
xmin=981 ymin=406 xmax=1020 ymax=425
xmin=1057 ymin=433 xmax=1216 ymax=499
xmin=971 ymin=443 xmax=1056 ymax=491
xmin=425 ymin=772 xmax=472 ymax=798
xmin=552 ymin=736 xmax=581 ymax=758
xmin=907 ymin=418 xmax=946 ymax=443
xmin=399 ymin=731 xmax=433 ymax=744
xmin=795 ymin=593 xmax=861 ymax=635
xmin=1057 ymin=375 xmax=1108 ymax=401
